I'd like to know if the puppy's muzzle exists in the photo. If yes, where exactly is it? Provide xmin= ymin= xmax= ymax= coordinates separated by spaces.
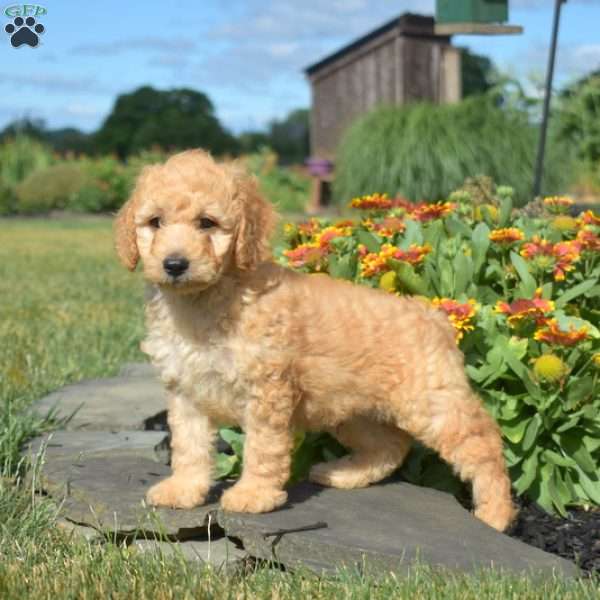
xmin=163 ymin=254 xmax=189 ymax=278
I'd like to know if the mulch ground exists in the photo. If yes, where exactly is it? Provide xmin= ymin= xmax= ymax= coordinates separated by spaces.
xmin=508 ymin=497 xmax=600 ymax=575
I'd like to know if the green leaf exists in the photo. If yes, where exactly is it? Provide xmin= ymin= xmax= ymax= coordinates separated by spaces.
xmin=543 ymin=449 xmax=573 ymax=468
xmin=445 ymin=216 xmax=471 ymax=238
xmin=555 ymin=279 xmax=598 ymax=309
xmin=498 ymin=194 xmax=513 ymax=227
xmin=389 ymin=261 xmax=431 ymax=296
xmin=566 ymin=376 xmax=595 ymax=409
xmin=583 ymin=435 xmax=600 ymax=453
xmin=356 ymin=229 xmax=381 ymax=253
xmin=574 ymin=466 xmax=600 ymax=504
xmin=402 ymin=219 xmax=424 ymax=246
xmin=502 ymin=417 xmax=529 ymax=444
xmin=214 ymin=453 xmax=239 ymax=479
xmin=453 ymin=251 xmax=472 ymax=296
xmin=547 ymin=469 xmax=568 ymax=516
xmin=328 ymin=253 xmax=355 ymax=280
xmin=513 ymin=448 xmax=540 ymax=494
xmin=510 ymin=251 xmax=537 ymax=297
xmin=557 ymin=430 xmax=597 ymax=474
xmin=219 ymin=428 xmax=245 ymax=457
xmin=471 ymin=222 xmax=490 ymax=275
xmin=522 ymin=413 xmax=542 ymax=452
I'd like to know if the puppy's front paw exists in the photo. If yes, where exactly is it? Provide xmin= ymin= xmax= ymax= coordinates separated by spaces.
xmin=220 ymin=482 xmax=287 ymax=513
xmin=146 ymin=476 xmax=207 ymax=509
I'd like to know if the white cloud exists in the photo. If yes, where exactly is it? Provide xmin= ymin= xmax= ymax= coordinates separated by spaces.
xmin=0 ymin=71 xmax=112 ymax=94
xmin=72 ymin=37 xmax=196 ymax=56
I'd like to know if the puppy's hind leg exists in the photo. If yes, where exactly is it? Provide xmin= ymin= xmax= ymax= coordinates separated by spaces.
xmin=403 ymin=386 xmax=516 ymax=532
xmin=309 ymin=416 xmax=412 ymax=489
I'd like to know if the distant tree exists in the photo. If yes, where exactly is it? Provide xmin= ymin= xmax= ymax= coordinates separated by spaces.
xmin=45 ymin=128 xmax=92 ymax=155
xmin=0 ymin=117 xmax=46 ymax=140
xmin=94 ymin=86 xmax=238 ymax=158
xmin=460 ymin=48 xmax=495 ymax=98
xmin=238 ymin=131 xmax=270 ymax=154
xmin=267 ymin=109 xmax=309 ymax=164
xmin=557 ymin=71 xmax=600 ymax=163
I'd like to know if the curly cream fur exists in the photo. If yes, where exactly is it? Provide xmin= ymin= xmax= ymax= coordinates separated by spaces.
xmin=115 ymin=149 xmax=516 ymax=531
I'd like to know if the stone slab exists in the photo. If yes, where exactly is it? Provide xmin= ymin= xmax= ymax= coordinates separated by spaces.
xmin=27 ymin=430 xmax=167 ymax=461
xmin=218 ymin=480 xmax=578 ymax=578
xmin=133 ymin=537 xmax=246 ymax=567
xmin=28 ymin=431 xmax=222 ymax=537
xmin=30 ymin=431 xmax=578 ymax=578
xmin=33 ymin=367 xmax=165 ymax=431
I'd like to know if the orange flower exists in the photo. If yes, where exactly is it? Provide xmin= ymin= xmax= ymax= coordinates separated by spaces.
xmin=411 ymin=202 xmax=456 ymax=223
xmin=543 ymin=196 xmax=574 ymax=214
xmin=534 ymin=319 xmax=589 ymax=346
xmin=350 ymin=193 xmax=394 ymax=210
xmin=489 ymin=228 xmax=525 ymax=245
xmin=580 ymin=210 xmax=600 ymax=227
xmin=297 ymin=218 xmax=321 ymax=237
xmin=363 ymin=216 xmax=406 ymax=237
xmin=520 ymin=236 xmax=581 ymax=281
xmin=360 ymin=243 xmax=431 ymax=277
xmin=576 ymin=229 xmax=600 ymax=252
xmin=313 ymin=226 xmax=352 ymax=248
xmin=431 ymin=298 xmax=477 ymax=341
xmin=552 ymin=240 xmax=582 ymax=281
xmin=283 ymin=244 xmax=327 ymax=269
xmin=520 ymin=235 xmax=554 ymax=259
xmin=494 ymin=293 xmax=555 ymax=326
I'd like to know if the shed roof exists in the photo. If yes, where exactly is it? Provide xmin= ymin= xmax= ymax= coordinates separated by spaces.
xmin=305 ymin=13 xmax=444 ymax=76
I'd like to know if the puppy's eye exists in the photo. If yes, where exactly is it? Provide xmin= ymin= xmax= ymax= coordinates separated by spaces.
xmin=149 ymin=217 xmax=161 ymax=229
xmin=198 ymin=217 xmax=218 ymax=230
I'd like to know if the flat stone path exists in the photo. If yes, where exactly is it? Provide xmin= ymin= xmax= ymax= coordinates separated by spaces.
xmin=29 ymin=364 xmax=579 ymax=578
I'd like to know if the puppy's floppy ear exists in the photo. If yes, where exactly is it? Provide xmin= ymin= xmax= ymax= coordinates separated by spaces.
xmin=232 ymin=168 xmax=276 ymax=271
xmin=114 ymin=188 xmax=141 ymax=271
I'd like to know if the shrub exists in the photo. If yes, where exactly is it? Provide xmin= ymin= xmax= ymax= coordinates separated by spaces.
xmin=334 ymin=98 xmax=573 ymax=207
xmin=0 ymin=135 xmax=54 ymax=188
xmin=268 ymin=187 xmax=600 ymax=515
xmin=0 ymin=181 xmax=16 ymax=216
xmin=15 ymin=163 xmax=90 ymax=214
xmin=71 ymin=155 xmax=131 ymax=212
xmin=243 ymin=147 xmax=310 ymax=213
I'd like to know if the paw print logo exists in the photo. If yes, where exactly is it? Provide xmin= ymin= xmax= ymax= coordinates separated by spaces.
xmin=5 ymin=16 xmax=45 ymax=48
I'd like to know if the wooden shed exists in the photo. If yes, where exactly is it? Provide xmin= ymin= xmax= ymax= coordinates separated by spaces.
xmin=305 ymin=13 xmax=462 ymax=161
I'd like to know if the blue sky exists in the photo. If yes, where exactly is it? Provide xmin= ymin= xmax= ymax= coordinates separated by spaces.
xmin=1 ymin=0 xmax=599 ymax=135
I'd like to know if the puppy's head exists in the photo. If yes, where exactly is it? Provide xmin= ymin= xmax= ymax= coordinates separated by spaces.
xmin=114 ymin=149 xmax=275 ymax=293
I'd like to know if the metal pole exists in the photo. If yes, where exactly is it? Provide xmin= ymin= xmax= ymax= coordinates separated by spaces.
xmin=533 ymin=0 xmax=567 ymax=198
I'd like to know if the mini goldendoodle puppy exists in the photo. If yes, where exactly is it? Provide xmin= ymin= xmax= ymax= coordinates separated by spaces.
xmin=114 ymin=149 xmax=515 ymax=531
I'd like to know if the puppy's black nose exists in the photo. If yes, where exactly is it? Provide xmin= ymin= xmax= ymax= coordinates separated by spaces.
xmin=163 ymin=255 xmax=189 ymax=278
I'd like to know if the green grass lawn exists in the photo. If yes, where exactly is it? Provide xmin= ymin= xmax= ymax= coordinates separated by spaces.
xmin=0 ymin=217 xmax=598 ymax=599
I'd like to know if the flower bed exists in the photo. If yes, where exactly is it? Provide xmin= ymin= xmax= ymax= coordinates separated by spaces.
xmin=274 ymin=185 xmax=600 ymax=516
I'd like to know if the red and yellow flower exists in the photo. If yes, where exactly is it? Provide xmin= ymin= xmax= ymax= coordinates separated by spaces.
xmin=494 ymin=293 xmax=555 ymax=326
xmin=350 ymin=193 xmax=394 ymax=210
xmin=411 ymin=201 xmax=457 ymax=223
xmin=520 ymin=236 xmax=581 ymax=281
xmin=534 ymin=319 xmax=589 ymax=347
xmin=283 ymin=244 xmax=328 ymax=269
xmin=489 ymin=228 xmax=525 ymax=245
xmin=283 ymin=225 xmax=351 ymax=269
xmin=431 ymin=298 xmax=478 ymax=341
xmin=297 ymin=218 xmax=321 ymax=237
xmin=360 ymin=243 xmax=431 ymax=277
xmin=362 ymin=216 xmax=406 ymax=237
xmin=580 ymin=210 xmax=600 ymax=227
xmin=576 ymin=229 xmax=600 ymax=252
xmin=543 ymin=195 xmax=574 ymax=214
